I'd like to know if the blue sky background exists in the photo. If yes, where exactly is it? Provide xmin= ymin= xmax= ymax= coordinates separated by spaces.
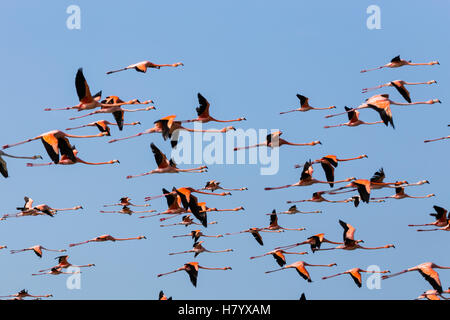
xmin=0 ymin=1 xmax=448 ymax=300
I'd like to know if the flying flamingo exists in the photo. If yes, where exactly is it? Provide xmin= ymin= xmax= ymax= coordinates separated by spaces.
xmin=275 ymin=233 xmax=343 ymax=253
xmin=325 ymin=94 xmax=441 ymax=127
xmin=225 ymin=228 xmax=283 ymax=246
xmin=265 ymin=160 xmax=355 ymax=190
xmin=382 ymin=262 xmax=450 ymax=293
xmin=280 ymin=94 xmax=336 ymax=114
xmin=181 ymin=93 xmax=246 ymax=124
xmin=100 ymin=206 xmax=156 ymax=215
xmin=160 ymin=215 xmax=218 ymax=228
xmin=316 ymin=220 xmax=395 ymax=251
xmin=159 ymin=290 xmax=172 ymax=300
xmin=139 ymin=188 xmax=186 ymax=219
xmin=322 ymin=179 xmax=372 ymax=203
xmin=250 ymin=249 xmax=308 ymax=267
xmin=173 ymin=187 xmax=209 ymax=227
xmin=371 ymin=185 xmax=435 ymax=201
xmin=234 ymin=131 xmax=321 ymax=151
xmin=408 ymin=206 xmax=448 ymax=229
xmin=106 ymin=60 xmax=184 ymax=74
xmin=322 ymin=267 xmax=391 ymax=288
xmin=265 ymin=261 xmax=337 ymax=282
xmin=44 ymin=69 xmax=152 ymax=112
xmin=108 ymin=115 xmax=235 ymax=146
xmin=0 ymin=151 xmax=42 ymax=178
xmin=66 ymin=120 xmax=141 ymax=136
xmin=202 ymin=180 xmax=248 ymax=192
xmin=287 ymin=191 xmax=355 ymax=204
xmin=262 ymin=211 xmax=306 ymax=232
xmin=157 ymin=262 xmax=232 ymax=287
xmin=168 ymin=241 xmax=233 ymax=257
xmin=144 ymin=186 xmax=231 ymax=202
xmin=0 ymin=245 xmax=7 ymax=249
xmin=38 ymin=255 xmax=95 ymax=272
xmin=267 ymin=205 xmax=321 ymax=215
xmin=424 ymin=126 xmax=449 ymax=143
xmin=416 ymin=288 xmax=450 ymax=300
xmin=2 ymin=196 xmax=83 ymax=219
xmin=151 ymin=201 xmax=242 ymax=222
xmin=26 ymin=145 xmax=120 ymax=167
xmin=68 ymin=104 xmax=155 ymax=127
xmin=10 ymin=245 xmax=66 ymax=258
xmin=362 ymin=80 xmax=437 ymax=103
xmin=324 ymin=107 xmax=384 ymax=129
xmin=0 ymin=289 xmax=52 ymax=300
xmin=143 ymin=186 xmax=231 ymax=220
xmin=32 ymin=267 xmax=81 ymax=276
xmin=104 ymin=197 xmax=151 ymax=208
xmin=416 ymin=224 xmax=450 ymax=232
xmin=172 ymin=230 xmax=224 ymax=242
xmin=69 ymin=234 xmax=146 ymax=247
xmin=286 ymin=191 xmax=384 ymax=206
xmin=294 ymin=154 xmax=367 ymax=187
xmin=360 ymin=55 xmax=439 ymax=73
xmin=126 ymin=143 xmax=207 ymax=178
xmin=2 ymin=130 xmax=107 ymax=164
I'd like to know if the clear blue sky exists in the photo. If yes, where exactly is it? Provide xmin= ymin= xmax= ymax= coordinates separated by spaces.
xmin=0 ymin=1 xmax=448 ymax=299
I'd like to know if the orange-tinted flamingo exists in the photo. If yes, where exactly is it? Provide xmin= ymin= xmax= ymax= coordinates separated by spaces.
xmin=108 ymin=115 xmax=235 ymax=146
xmin=294 ymin=154 xmax=367 ymax=187
xmin=322 ymin=267 xmax=390 ymax=287
xmin=44 ymin=69 xmax=152 ymax=111
xmin=265 ymin=261 xmax=337 ymax=282
xmin=382 ymin=262 xmax=450 ymax=293
xmin=159 ymin=290 xmax=172 ymax=300
xmin=2 ymin=130 xmax=106 ymax=164
xmin=26 ymin=145 xmax=119 ymax=167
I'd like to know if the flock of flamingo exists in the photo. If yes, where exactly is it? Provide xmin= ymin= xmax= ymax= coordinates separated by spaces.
xmin=0 ymin=55 xmax=448 ymax=300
